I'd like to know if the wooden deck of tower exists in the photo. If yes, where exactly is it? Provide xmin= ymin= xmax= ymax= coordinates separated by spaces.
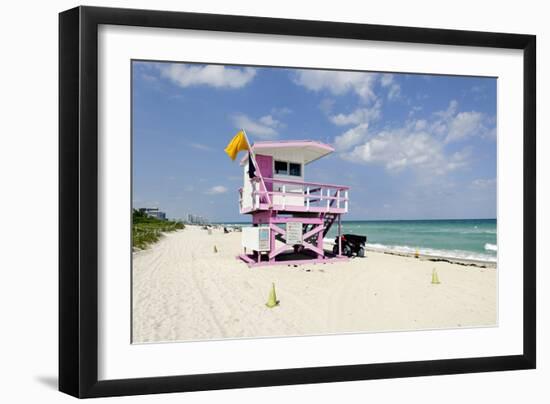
xmin=236 ymin=140 xmax=350 ymax=267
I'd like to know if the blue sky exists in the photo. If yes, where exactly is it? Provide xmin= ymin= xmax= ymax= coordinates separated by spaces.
xmin=132 ymin=61 xmax=497 ymax=222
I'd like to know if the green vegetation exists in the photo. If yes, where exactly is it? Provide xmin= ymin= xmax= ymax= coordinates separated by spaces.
xmin=132 ymin=209 xmax=185 ymax=250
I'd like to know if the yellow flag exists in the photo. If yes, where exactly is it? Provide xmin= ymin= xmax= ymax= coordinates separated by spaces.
xmin=224 ymin=130 xmax=249 ymax=160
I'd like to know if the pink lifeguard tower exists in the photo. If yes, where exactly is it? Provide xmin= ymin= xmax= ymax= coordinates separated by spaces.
xmin=237 ymin=140 xmax=350 ymax=267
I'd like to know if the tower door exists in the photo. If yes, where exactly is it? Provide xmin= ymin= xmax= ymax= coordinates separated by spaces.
xmin=255 ymin=154 xmax=273 ymax=192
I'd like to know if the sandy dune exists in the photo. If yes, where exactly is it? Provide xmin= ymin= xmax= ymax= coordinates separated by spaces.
xmin=132 ymin=226 xmax=497 ymax=343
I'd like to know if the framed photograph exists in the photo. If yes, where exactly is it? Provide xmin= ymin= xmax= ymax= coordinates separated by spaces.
xmin=59 ymin=6 xmax=536 ymax=398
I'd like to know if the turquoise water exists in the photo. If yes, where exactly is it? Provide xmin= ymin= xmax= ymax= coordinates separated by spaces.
xmin=325 ymin=219 xmax=497 ymax=262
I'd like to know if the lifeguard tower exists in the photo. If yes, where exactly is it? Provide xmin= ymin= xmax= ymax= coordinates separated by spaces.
xmin=237 ymin=140 xmax=350 ymax=267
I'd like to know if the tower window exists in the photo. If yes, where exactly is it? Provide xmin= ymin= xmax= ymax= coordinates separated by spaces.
xmin=274 ymin=161 xmax=302 ymax=176
xmin=289 ymin=163 xmax=301 ymax=176
xmin=274 ymin=160 xmax=288 ymax=175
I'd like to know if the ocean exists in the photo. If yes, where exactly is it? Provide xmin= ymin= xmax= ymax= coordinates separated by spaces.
xmin=325 ymin=219 xmax=497 ymax=263
xmin=222 ymin=218 xmax=497 ymax=263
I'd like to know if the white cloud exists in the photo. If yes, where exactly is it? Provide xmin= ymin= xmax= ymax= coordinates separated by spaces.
xmin=435 ymin=100 xmax=459 ymax=120
xmin=329 ymin=101 xmax=382 ymax=126
xmin=304 ymin=73 xmax=401 ymax=129
xmin=380 ymin=74 xmax=401 ymax=100
xmin=293 ymin=70 xmax=379 ymax=103
xmin=483 ymin=127 xmax=497 ymax=140
xmin=140 ymin=73 xmax=158 ymax=82
xmin=343 ymin=130 xmax=439 ymax=172
xmin=446 ymin=111 xmax=485 ymax=143
xmin=408 ymin=106 xmax=423 ymax=117
xmin=429 ymin=100 xmax=493 ymax=143
xmin=231 ymin=113 xmax=281 ymax=139
xmin=471 ymin=178 xmax=496 ymax=189
xmin=380 ymin=74 xmax=394 ymax=87
xmin=387 ymin=85 xmax=401 ymax=100
xmin=258 ymin=115 xmax=279 ymax=127
xmin=156 ymin=63 xmax=256 ymax=89
xmin=334 ymin=123 xmax=369 ymax=152
xmin=414 ymin=119 xmax=428 ymax=131
xmin=446 ymin=148 xmax=472 ymax=171
xmin=190 ymin=142 xmax=213 ymax=151
xmin=335 ymin=99 xmax=495 ymax=175
xmin=340 ymin=120 xmax=471 ymax=175
xmin=205 ymin=185 xmax=228 ymax=195
xmin=270 ymin=107 xmax=292 ymax=116
xmin=319 ymin=98 xmax=335 ymax=114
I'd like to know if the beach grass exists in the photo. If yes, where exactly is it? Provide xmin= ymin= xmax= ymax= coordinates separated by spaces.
xmin=132 ymin=209 xmax=185 ymax=250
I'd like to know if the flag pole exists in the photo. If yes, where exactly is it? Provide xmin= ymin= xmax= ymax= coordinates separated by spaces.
xmin=242 ymin=129 xmax=272 ymax=206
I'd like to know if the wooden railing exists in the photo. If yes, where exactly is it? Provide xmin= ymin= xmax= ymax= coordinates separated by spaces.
xmin=240 ymin=177 xmax=349 ymax=213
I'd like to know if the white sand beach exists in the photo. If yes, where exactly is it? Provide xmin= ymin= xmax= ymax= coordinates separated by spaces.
xmin=132 ymin=225 xmax=497 ymax=343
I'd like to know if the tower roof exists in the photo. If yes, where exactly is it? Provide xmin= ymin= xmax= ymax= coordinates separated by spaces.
xmin=240 ymin=140 xmax=334 ymax=165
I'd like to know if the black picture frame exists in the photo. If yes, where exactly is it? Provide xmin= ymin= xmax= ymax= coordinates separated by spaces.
xmin=59 ymin=5 xmax=536 ymax=398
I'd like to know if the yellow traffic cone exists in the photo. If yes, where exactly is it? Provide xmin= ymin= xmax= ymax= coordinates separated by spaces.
xmin=431 ymin=268 xmax=441 ymax=284
xmin=265 ymin=283 xmax=279 ymax=308
xmin=414 ymin=249 xmax=419 ymax=259
xmin=213 ymin=245 xmax=218 ymax=253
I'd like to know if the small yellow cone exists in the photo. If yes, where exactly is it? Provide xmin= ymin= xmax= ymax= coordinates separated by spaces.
xmin=265 ymin=283 xmax=279 ymax=308
xmin=431 ymin=268 xmax=441 ymax=284
xmin=213 ymin=245 xmax=218 ymax=253
xmin=414 ymin=249 xmax=419 ymax=259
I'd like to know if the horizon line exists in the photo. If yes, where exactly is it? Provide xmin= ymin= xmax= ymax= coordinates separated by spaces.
xmin=207 ymin=217 xmax=498 ymax=224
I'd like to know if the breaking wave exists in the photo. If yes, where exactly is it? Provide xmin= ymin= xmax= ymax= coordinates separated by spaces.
xmin=323 ymin=238 xmax=496 ymax=263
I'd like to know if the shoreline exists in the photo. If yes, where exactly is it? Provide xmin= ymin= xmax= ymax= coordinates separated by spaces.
xmin=321 ymin=239 xmax=496 ymax=269
xmin=367 ymin=248 xmax=496 ymax=269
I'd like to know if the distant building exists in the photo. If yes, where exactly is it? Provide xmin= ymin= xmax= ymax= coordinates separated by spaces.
xmin=186 ymin=213 xmax=208 ymax=225
xmin=139 ymin=207 xmax=167 ymax=220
